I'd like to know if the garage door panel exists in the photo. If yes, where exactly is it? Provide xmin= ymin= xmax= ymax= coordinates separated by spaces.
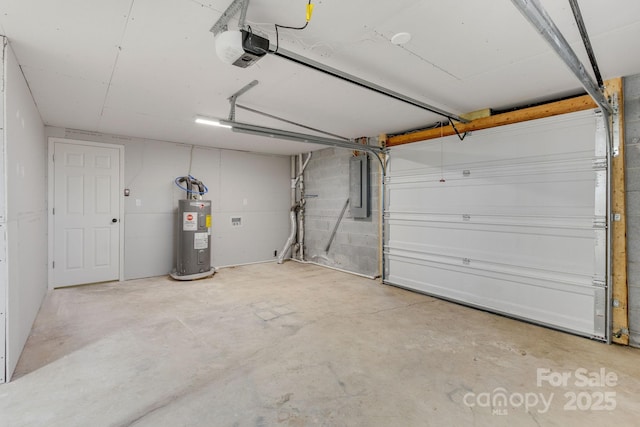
xmin=386 ymin=256 xmax=601 ymax=335
xmin=387 ymin=235 xmax=595 ymax=290
xmin=385 ymin=110 xmax=607 ymax=340
xmin=388 ymin=213 xmax=595 ymax=234
xmin=389 ymin=214 xmax=596 ymax=265
xmin=392 ymin=115 xmax=598 ymax=169
xmin=388 ymin=185 xmax=595 ymax=216
xmin=387 ymin=252 xmax=596 ymax=295
xmin=388 ymin=171 xmax=597 ymax=215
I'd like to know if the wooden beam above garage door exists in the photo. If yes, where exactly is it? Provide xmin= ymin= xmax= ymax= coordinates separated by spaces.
xmin=387 ymin=95 xmax=598 ymax=146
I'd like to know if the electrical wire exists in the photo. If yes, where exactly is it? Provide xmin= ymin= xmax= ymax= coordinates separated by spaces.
xmin=276 ymin=0 xmax=312 ymax=30
xmin=271 ymin=0 xmax=312 ymax=53
xmin=448 ymin=118 xmax=468 ymax=141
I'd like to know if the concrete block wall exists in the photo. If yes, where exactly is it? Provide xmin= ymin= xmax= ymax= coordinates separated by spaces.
xmin=625 ymin=74 xmax=640 ymax=347
xmin=303 ymin=147 xmax=380 ymax=278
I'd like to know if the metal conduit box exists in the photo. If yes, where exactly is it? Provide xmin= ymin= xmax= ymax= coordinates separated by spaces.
xmin=350 ymin=153 xmax=370 ymax=219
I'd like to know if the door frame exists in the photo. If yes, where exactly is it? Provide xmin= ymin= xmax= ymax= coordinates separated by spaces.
xmin=47 ymin=137 xmax=125 ymax=289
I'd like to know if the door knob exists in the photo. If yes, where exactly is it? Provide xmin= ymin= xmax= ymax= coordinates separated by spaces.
xmin=112 ymin=218 xmax=118 ymax=223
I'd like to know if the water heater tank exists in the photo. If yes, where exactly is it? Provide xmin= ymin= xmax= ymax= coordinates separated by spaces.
xmin=171 ymin=199 xmax=215 ymax=280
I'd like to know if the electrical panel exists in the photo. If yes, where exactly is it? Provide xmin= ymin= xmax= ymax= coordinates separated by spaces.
xmin=349 ymin=153 xmax=370 ymax=219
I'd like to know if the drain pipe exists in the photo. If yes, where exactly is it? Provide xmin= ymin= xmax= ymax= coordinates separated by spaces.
xmin=298 ymin=154 xmax=305 ymax=260
xmin=277 ymin=152 xmax=312 ymax=263
xmin=277 ymin=206 xmax=299 ymax=264
xmin=278 ymin=156 xmax=298 ymax=264
xmin=297 ymin=153 xmax=312 ymax=260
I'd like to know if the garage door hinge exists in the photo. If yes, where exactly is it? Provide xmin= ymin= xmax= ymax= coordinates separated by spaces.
xmin=611 ymin=93 xmax=621 ymax=158
xmin=592 ymin=159 xmax=607 ymax=170
xmin=592 ymin=279 xmax=606 ymax=288
xmin=592 ymin=217 xmax=606 ymax=228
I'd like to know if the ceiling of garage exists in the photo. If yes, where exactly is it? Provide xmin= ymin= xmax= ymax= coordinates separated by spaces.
xmin=1 ymin=0 xmax=639 ymax=155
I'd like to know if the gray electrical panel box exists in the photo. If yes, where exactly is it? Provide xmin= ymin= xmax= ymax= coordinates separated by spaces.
xmin=175 ymin=199 xmax=212 ymax=277
xmin=349 ymin=153 xmax=370 ymax=219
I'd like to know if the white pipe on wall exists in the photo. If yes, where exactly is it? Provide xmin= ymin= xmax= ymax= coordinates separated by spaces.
xmin=298 ymin=152 xmax=312 ymax=261
xmin=277 ymin=152 xmax=312 ymax=264
xmin=297 ymin=154 xmax=305 ymax=261
xmin=277 ymin=156 xmax=298 ymax=264
xmin=277 ymin=210 xmax=298 ymax=264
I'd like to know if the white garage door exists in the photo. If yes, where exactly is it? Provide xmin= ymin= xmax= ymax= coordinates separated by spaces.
xmin=384 ymin=110 xmax=608 ymax=340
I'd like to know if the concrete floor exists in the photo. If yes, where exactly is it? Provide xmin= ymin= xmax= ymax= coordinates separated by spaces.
xmin=1 ymin=262 xmax=639 ymax=427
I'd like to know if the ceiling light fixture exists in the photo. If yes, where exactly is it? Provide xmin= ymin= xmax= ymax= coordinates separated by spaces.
xmin=194 ymin=116 xmax=386 ymax=171
xmin=217 ymin=119 xmax=384 ymax=154
xmin=195 ymin=115 xmax=382 ymax=153
xmin=195 ymin=116 xmax=233 ymax=128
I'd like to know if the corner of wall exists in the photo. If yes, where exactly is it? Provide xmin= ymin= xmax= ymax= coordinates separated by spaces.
xmin=303 ymin=147 xmax=381 ymax=278
xmin=0 ymin=34 xmax=7 ymax=385
xmin=3 ymin=40 xmax=47 ymax=381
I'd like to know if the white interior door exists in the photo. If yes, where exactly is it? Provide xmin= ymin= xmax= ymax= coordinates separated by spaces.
xmin=53 ymin=141 xmax=121 ymax=288
xmin=384 ymin=110 xmax=608 ymax=340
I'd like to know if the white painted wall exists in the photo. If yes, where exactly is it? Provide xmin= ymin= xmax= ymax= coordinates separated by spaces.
xmin=0 ymin=37 xmax=5 ymax=384
xmin=46 ymin=128 xmax=291 ymax=280
xmin=2 ymin=39 xmax=48 ymax=382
